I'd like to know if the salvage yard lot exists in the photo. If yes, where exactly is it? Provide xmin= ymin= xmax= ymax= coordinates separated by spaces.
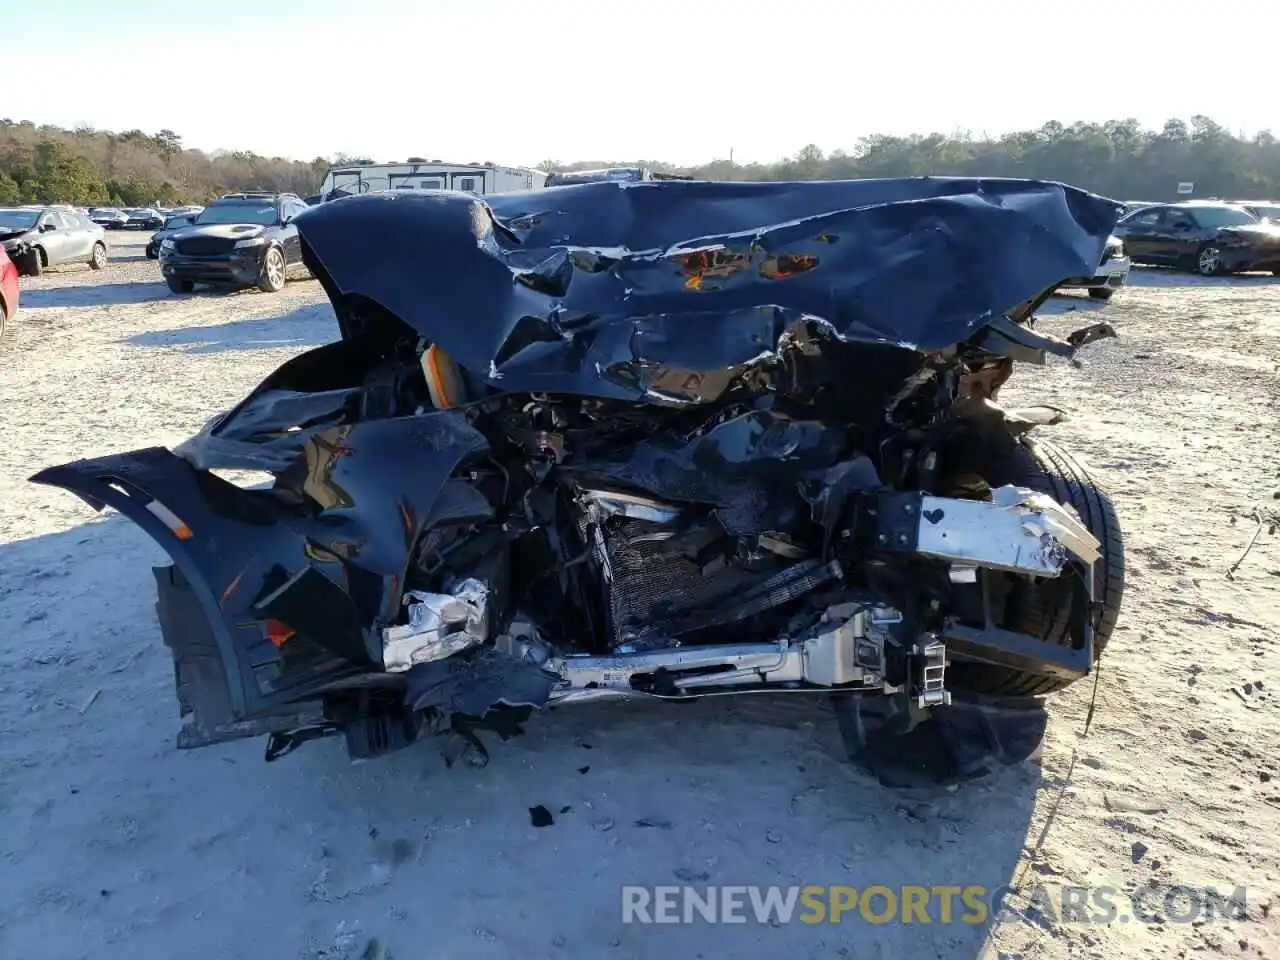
xmin=0 ymin=234 xmax=1277 ymax=960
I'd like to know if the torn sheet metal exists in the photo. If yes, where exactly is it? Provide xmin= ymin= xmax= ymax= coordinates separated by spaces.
xmin=912 ymin=485 xmax=1101 ymax=575
xmin=403 ymin=648 xmax=558 ymax=717
xmin=295 ymin=178 xmax=1122 ymax=402
xmin=991 ymin=484 xmax=1102 ymax=566
xmin=579 ymin=489 xmax=683 ymax=524
xmin=172 ymin=337 xmax=418 ymax=472
xmin=382 ymin=579 xmax=490 ymax=672
xmin=566 ymin=407 xmax=848 ymax=525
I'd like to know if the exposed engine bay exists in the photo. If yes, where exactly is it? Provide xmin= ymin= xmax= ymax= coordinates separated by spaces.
xmin=32 ymin=177 xmax=1126 ymax=785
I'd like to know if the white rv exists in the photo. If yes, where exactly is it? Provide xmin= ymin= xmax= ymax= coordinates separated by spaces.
xmin=313 ymin=161 xmax=547 ymax=202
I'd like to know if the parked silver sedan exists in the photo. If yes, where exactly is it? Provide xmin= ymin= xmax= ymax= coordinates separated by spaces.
xmin=0 ymin=206 xmax=108 ymax=276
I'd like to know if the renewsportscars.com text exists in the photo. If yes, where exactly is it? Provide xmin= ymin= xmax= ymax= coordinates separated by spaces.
xmin=621 ymin=883 xmax=1249 ymax=926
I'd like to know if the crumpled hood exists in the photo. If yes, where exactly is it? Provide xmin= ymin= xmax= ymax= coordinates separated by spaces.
xmin=0 ymin=229 xmax=32 ymax=244
xmin=171 ymin=223 xmax=266 ymax=241
xmin=296 ymin=178 xmax=1120 ymax=399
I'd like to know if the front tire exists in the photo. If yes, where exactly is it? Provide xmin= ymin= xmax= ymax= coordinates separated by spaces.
xmin=1196 ymin=244 xmax=1224 ymax=276
xmin=954 ymin=438 xmax=1125 ymax=697
xmin=166 ymin=277 xmax=195 ymax=294
xmin=89 ymin=242 xmax=107 ymax=270
xmin=19 ymin=248 xmax=42 ymax=277
xmin=256 ymin=247 xmax=286 ymax=293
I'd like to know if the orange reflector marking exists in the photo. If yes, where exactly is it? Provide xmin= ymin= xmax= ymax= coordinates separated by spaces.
xmin=145 ymin=499 xmax=194 ymax=540
xmin=424 ymin=344 xmax=456 ymax=409
xmin=266 ymin=619 xmax=296 ymax=648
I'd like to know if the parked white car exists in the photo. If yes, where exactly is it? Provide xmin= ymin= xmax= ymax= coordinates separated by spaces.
xmin=1058 ymin=235 xmax=1130 ymax=300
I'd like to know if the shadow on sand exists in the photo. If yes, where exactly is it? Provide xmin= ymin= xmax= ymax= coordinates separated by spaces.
xmin=1126 ymin=264 xmax=1280 ymax=289
xmin=19 ymin=279 xmax=172 ymax=308
xmin=1041 ymin=291 xmax=1113 ymax=317
xmin=121 ymin=303 xmax=336 ymax=354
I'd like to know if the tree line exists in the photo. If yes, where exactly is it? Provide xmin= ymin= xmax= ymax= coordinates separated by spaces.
xmin=0 ymin=120 xmax=353 ymax=207
xmin=2 ymin=115 xmax=1278 ymax=207
xmin=548 ymin=116 xmax=1280 ymax=201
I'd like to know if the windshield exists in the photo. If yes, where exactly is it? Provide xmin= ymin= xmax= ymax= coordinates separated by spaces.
xmin=1187 ymin=206 xmax=1258 ymax=228
xmin=130 ymin=209 xmax=155 ymax=217
xmin=194 ymin=203 xmax=278 ymax=226
xmin=163 ymin=216 xmax=194 ymax=230
xmin=1247 ymin=204 xmax=1280 ymax=221
xmin=92 ymin=209 xmax=122 ymax=217
xmin=0 ymin=209 xmax=40 ymax=230
xmin=1117 ymin=208 xmax=1153 ymax=225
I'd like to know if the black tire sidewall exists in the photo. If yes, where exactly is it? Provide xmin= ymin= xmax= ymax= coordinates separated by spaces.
xmin=949 ymin=436 xmax=1124 ymax=697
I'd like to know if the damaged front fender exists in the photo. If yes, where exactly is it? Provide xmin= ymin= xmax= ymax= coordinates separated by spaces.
xmin=29 ymin=413 xmax=490 ymax=746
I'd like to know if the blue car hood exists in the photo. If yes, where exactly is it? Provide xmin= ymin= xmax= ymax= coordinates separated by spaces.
xmin=294 ymin=177 xmax=1121 ymax=400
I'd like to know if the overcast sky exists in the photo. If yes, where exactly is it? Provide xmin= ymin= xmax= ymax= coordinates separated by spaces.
xmin=9 ymin=0 xmax=1278 ymax=167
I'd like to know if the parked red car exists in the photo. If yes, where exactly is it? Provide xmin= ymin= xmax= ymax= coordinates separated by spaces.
xmin=0 ymin=245 xmax=18 ymax=340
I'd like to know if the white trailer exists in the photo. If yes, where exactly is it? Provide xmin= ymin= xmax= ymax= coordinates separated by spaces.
xmin=314 ymin=161 xmax=547 ymax=202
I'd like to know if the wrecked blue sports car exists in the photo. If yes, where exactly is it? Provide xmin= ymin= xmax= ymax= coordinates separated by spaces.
xmin=32 ymin=177 xmax=1125 ymax=785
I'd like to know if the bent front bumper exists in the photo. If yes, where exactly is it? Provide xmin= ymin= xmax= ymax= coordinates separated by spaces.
xmin=31 ymin=411 xmax=1100 ymax=758
xmin=161 ymin=251 xmax=266 ymax=285
xmin=1060 ymin=254 xmax=1131 ymax=291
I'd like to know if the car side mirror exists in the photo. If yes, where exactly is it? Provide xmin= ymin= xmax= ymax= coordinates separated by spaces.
xmin=40 ymin=223 xmax=57 ymax=232
xmin=1173 ymin=222 xmax=1191 ymax=231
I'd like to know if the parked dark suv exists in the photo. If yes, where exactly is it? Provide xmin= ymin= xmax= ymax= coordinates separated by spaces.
xmin=145 ymin=212 xmax=199 ymax=259
xmin=159 ymin=192 xmax=309 ymax=294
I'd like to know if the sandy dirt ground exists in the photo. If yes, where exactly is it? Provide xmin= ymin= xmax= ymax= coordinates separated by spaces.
xmin=0 ymin=233 xmax=1277 ymax=960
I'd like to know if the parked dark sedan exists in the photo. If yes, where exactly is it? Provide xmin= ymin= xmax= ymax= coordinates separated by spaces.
xmin=145 ymin=213 xmax=198 ymax=259
xmin=125 ymin=208 xmax=165 ymax=230
xmin=89 ymin=208 xmax=131 ymax=229
xmin=1114 ymin=202 xmax=1280 ymax=276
